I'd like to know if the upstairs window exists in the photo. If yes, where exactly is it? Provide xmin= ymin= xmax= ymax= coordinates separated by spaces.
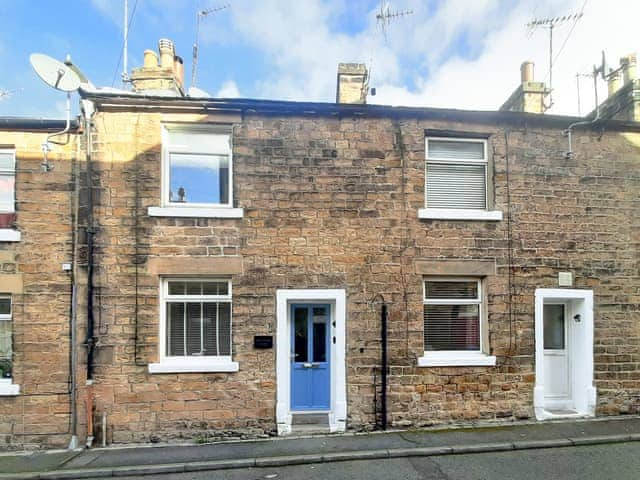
xmin=0 ymin=150 xmax=16 ymax=213
xmin=425 ymin=138 xmax=487 ymax=210
xmin=162 ymin=126 xmax=232 ymax=208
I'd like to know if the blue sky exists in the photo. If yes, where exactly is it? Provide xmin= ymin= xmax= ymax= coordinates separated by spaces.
xmin=1 ymin=0 xmax=639 ymax=118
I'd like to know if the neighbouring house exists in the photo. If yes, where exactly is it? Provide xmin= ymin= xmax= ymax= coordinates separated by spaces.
xmin=0 ymin=40 xmax=638 ymax=449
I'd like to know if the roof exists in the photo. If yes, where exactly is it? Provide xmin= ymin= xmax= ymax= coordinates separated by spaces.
xmin=79 ymin=86 xmax=640 ymax=133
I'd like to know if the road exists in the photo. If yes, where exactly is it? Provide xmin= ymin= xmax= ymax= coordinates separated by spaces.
xmin=107 ymin=442 xmax=640 ymax=480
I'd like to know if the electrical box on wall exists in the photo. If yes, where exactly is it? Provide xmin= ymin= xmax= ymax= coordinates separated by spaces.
xmin=558 ymin=271 xmax=573 ymax=287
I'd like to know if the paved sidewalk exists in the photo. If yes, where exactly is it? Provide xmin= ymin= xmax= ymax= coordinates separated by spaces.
xmin=2 ymin=416 xmax=639 ymax=479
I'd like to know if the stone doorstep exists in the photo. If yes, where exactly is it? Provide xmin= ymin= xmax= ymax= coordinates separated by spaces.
xmin=0 ymin=433 xmax=638 ymax=480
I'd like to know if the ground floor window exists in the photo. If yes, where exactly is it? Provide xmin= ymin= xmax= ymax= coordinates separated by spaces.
xmin=419 ymin=278 xmax=495 ymax=367
xmin=149 ymin=278 xmax=238 ymax=373
xmin=0 ymin=294 xmax=18 ymax=395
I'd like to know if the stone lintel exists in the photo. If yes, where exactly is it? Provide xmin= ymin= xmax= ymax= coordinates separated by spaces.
xmin=415 ymin=259 xmax=496 ymax=276
xmin=0 ymin=274 xmax=23 ymax=293
xmin=147 ymin=256 xmax=243 ymax=275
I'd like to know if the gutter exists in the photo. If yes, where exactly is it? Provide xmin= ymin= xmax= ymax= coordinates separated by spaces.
xmin=0 ymin=117 xmax=81 ymax=132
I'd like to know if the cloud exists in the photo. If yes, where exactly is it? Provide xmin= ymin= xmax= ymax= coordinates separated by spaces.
xmin=216 ymin=80 xmax=241 ymax=98
xmin=90 ymin=0 xmax=122 ymax=26
xmin=215 ymin=0 xmax=640 ymax=116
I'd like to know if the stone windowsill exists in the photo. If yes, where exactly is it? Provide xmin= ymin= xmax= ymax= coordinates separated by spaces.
xmin=418 ymin=208 xmax=503 ymax=221
xmin=0 ymin=379 xmax=20 ymax=396
xmin=148 ymin=357 xmax=239 ymax=374
xmin=0 ymin=229 xmax=21 ymax=242
xmin=418 ymin=351 xmax=497 ymax=367
xmin=148 ymin=206 xmax=244 ymax=219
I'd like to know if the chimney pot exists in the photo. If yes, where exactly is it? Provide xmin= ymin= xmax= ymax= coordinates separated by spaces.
xmin=143 ymin=49 xmax=158 ymax=69
xmin=620 ymin=53 xmax=637 ymax=84
xmin=158 ymin=38 xmax=175 ymax=69
xmin=521 ymin=61 xmax=534 ymax=83
xmin=608 ymin=70 xmax=622 ymax=97
xmin=174 ymin=55 xmax=184 ymax=88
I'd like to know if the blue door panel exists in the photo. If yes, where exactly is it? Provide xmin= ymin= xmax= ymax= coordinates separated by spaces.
xmin=291 ymin=304 xmax=331 ymax=411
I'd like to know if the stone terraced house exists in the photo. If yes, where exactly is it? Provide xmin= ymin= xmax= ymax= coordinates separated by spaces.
xmin=0 ymin=40 xmax=638 ymax=449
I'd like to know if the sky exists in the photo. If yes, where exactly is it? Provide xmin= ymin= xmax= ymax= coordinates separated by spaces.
xmin=0 ymin=0 xmax=638 ymax=118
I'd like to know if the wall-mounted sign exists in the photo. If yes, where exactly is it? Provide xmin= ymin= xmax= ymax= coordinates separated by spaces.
xmin=254 ymin=335 xmax=273 ymax=349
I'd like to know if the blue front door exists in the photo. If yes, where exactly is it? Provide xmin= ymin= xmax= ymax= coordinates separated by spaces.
xmin=291 ymin=304 xmax=331 ymax=410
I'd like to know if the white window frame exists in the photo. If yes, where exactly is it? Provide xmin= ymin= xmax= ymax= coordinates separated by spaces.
xmin=418 ymin=137 xmax=502 ymax=221
xmin=148 ymin=125 xmax=243 ymax=218
xmin=418 ymin=277 xmax=496 ymax=367
xmin=0 ymin=149 xmax=20 ymax=242
xmin=148 ymin=278 xmax=239 ymax=373
xmin=0 ymin=294 xmax=19 ymax=395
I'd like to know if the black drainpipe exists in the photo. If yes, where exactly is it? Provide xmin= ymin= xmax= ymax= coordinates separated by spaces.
xmin=381 ymin=302 xmax=388 ymax=430
xmin=84 ymin=119 xmax=96 ymax=381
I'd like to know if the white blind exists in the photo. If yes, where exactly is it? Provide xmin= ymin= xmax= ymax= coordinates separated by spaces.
xmin=424 ymin=280 xmax=481 ymax=352
xmin=166 ymin=301 xmax=231 ymax=357
xmin=166 ymin=130 xmax=231 ymax=155
xmin=426 ymin=163 xmax=486 ymax=209
xmin=428 ymin=139 xmax=484 ymax=160
xmin=424 ymin=304 xmax=480 ymax=351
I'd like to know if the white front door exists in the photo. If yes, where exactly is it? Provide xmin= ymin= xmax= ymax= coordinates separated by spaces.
xmin=543 ymin=304 xmax=570 ymax=408
xmin=534 ymin=289 xmax=596 ymax=420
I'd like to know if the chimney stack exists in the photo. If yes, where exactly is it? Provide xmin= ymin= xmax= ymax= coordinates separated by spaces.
xmin=597 ymin=52 xmax=640 ymax=121
xmin=130 ymin=39 xmax=184 ymax=96
xmin=336 ymin=63 xmax=368 ymax=104
xmin=500 ymin=61 xmax=548 ymax=114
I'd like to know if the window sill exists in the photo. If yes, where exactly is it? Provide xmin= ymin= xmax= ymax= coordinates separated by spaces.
xmin=148 ymin=207 xmax=244 ymax=219
xmin=0 ymin=379 xmax=20 ymax=396
xmin=418 ymin=208 xmax=503 ymax=221
xmin=0 ymin=229 xmax=21 ymax=242
xmin=418 ymin=352 xmax=496 ymax=367
xmin=148 ymin=357 xmax=239 ymax=374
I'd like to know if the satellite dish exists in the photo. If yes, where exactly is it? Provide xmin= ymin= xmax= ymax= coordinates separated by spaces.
xmin=30 ymin=53 xmax=81 ymax=92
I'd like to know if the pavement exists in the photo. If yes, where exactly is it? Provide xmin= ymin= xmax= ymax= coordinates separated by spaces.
xmin=1 ymin=416 xmax=639 ymax=480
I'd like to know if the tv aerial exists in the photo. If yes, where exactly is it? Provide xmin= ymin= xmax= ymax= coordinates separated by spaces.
xmin=29 ymin=53 xmax=82 ymax=172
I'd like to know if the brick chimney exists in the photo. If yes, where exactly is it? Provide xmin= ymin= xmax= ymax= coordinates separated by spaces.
xmin=500 ymin=61 xmax=549 ymax=114
xmin=597 ymin=53 xmax=640 ymax=121
xmin=336 ymin=63 xmax=368 ymax=104
xmin=130 ymin=39 xmax=185 ymax=96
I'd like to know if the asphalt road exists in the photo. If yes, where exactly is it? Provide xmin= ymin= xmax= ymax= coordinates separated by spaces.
xmin=106 ymin=442 xmax=640 ymax=480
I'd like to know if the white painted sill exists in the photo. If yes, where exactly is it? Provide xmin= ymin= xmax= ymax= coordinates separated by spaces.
xmin=0 ymin=379 xmax=20 ymax=396
xmin=148 ymin=357 xmax=239 ymax=374
xmin=148 ymin=207 xmax=244 ymax=219
xmin=418 ymin=352 xmax=497 ymax=367
xmin=418 ymin=208 xmax=503 ymax=221
xmin=0 ymin=229 xmax=21 ymax=242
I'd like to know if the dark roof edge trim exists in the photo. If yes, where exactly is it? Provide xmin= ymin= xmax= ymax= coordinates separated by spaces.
xmin=0 ymin=117 xmax=81 ymax=133
xmin=79 ymin=89 xmax=640 ymax=133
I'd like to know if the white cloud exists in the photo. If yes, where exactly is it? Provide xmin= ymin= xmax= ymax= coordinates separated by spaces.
xmin=215 ymin=0 xmax=640 ymax=116
xmin=216 ymin=80 xmax=241 ymax=98
xmin=90 ymin=0 xmax=122 ymax=26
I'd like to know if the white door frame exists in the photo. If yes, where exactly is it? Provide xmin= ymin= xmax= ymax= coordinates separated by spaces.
xmin=534 ymin=288 xmax=596 ymax=420
xmin=276 ymin=289 xmax=346 ymax=435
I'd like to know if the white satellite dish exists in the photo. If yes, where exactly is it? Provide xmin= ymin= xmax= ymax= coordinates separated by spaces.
xmin=29 ymin=53 xmax=81 ymax=92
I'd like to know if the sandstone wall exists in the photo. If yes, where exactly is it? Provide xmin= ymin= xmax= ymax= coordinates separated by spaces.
xmin=83 ymin=109 xmax=639 ymax=444
xmin=0 ymin=130 xmax=77 ymax=449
